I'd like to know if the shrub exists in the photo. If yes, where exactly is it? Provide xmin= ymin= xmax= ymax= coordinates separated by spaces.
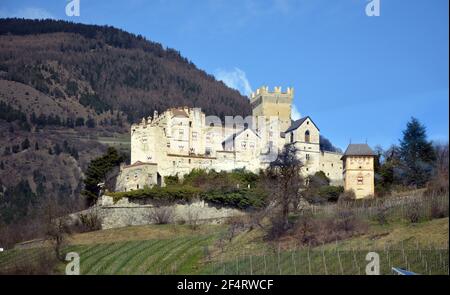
xmin=293 ymin=211 xmax=368 ymax=246
xmin=295 ymin=214 xmax=316 ymax=245
xmin=335 ymin=210 xmax=357 ymax=233
xmin=429 ymin=196 xmax=449 ymax=219
xmin=148 ymin=207 xmax=174 ymax=224
xmin=110 ymin=185 xmax=266 ymax=210
xmin=185 ymin=207 xmax=200 ymax=230
xmin=406 ymin=201 xmax=421 ymax=223
xmin=266 ymin=215 xmax=292 ymax=241
xmin=110 ymin=185 xmax=201 ymax=203
xmin=375 ymin=205 xmax=389 ymax=225
xmin=226 ymin=215 xmax=247 ymax=241
xmin=77 ymin=211 xmax=102 ymax=232
xmin=338 ymin=190 xmax=356 ymax=204
xmin=164 ymin=174 xmax=180 ymax=186
xmin=318 ymin=186 xmax=344 ymax=202
xmin=202 ymin=188 xmax=266 ymax=209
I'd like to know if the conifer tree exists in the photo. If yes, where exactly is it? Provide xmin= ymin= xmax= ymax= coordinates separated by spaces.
xmin=399 ymin=117 xmax=436 ymax=187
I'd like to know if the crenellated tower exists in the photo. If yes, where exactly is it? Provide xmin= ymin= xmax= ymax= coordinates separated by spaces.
xmin=250 ymin=86 xmax=294 ymax=132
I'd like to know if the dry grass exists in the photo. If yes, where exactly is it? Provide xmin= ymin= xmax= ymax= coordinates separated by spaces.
xmin=321 ymin=217 xmax=449 ymax=251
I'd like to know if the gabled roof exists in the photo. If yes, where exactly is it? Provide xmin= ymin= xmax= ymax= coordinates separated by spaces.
xmin=285 ymin=116 xmax=320 ymax=133
xmin=342 ymin=144 xmax=375 ymax=157
xmin=222 ymin=128 xmax=260 ymax=145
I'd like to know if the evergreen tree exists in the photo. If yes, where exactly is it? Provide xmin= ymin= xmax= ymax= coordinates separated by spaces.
xmin=82 ymin=147 xmax=125 ymax=205
xmin=0 ymin=180 xmax=37 ymax=224
xmin=86 ymin=117 xmax=96 ymax=128
xmin=21 ymin=138 xmax=30 ymax=150
xmin=75 ymin=117 xmax=85 ymax=127
xmin=3 ymin=146 xmax=11 ymax=156
xmin=54 ymin=143 xmax=62 ymax=155
xmin=399 ymin=117 xmax=436 ymax=187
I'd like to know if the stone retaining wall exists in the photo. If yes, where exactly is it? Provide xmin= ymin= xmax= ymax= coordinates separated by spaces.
xmin=71 ymin=195 xmax=245 ymax=230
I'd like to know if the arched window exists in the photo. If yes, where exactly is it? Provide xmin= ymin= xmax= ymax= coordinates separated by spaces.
xmin=305 ymin=130 xmax=310 ymax=143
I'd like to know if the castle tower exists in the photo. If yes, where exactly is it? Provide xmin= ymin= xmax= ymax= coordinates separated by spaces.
xmin=342 ymin=143 xmax=376 ymax=199
xmin=250 ymin=86 xmax=293 ymax=132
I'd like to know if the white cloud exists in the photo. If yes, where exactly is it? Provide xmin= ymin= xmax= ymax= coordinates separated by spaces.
xmin=291 ymin=104 xmax=301 ymax=120
xmin=0 ymin=7 xmax=54 ymax=19
xmin=214 ymin=67 xmax=253 ymax=97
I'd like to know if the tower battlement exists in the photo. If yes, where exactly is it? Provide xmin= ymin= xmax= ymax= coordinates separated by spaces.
xmin=249 ymin=86 xmax=294 ymax=100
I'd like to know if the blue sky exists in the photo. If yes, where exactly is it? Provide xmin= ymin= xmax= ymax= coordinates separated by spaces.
xmin=0 ymin=0 xmax=448 ymax=150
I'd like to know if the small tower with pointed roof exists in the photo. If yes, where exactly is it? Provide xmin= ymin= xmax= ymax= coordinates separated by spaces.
xmin=342 ymin=143 xmax=376 ymax=199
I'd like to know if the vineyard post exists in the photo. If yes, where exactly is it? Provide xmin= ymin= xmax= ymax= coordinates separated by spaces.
xmin=307 ymin=246 xmax=312 ymax=275
xmin=322 ymin=243 xmax=328 ymax=275
xmin=277 ymin=243 xmax=281 ymax=275
xmin=292 ymin=251 xmax=297 ymax=275
xmin=401 ymin=240 xmax=405 ymax=263
xmin=337 ymin=249 xmax=343 ymax=275
xmin=352 ymin=248 xmax=360 ymax=275
xmin=221 ymin=255 xmax=225 ymax=275
xmin=263 ymin=253 xmax=267 ymax=275
xmin=297 ymin=247 xmax=301 ymax=275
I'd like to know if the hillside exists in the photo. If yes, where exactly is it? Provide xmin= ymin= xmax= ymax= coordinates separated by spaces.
xmin=0 ymin=18 xmax=251 ymax=123
xmin=0 ymin=18 xmax=251 ymax=234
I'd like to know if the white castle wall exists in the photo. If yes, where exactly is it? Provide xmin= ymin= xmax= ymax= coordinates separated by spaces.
xmin=117 ymin=86 xmax=345 ymax=192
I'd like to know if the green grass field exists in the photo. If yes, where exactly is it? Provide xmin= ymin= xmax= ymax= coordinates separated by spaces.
xmin=0 ymin=219 xmax=448 ymax=275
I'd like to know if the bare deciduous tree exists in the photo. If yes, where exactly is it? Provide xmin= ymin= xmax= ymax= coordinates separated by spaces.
xmin=265 ymin=144 xmax=304 ymax=235
xmin=40 ymin=196 xmax=71 ymax=261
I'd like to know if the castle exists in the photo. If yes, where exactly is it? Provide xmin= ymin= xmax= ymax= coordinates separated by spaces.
xmin=115 ymin=85 xmax=349 ymax=192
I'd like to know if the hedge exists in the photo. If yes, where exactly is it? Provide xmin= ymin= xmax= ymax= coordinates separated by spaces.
xmin=108 ymin=186 xmax=266 ymax=209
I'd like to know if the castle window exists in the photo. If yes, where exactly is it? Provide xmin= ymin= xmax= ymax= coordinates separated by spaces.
xmin=188 ymin=159 xmax=191 ymax=164
xmin=189 ymin=121 xmax=192 ymax=127
xmin=290 ymin=132 xmax=294 ymax=143
xmin=306 ymin=154 xmax=310 ymax=160
xmin=331 ymin=163 xmax=334 ymax=167
xmin=305 ymin=130 xmax=310 ymax=143
xmin=357 ymin=176 xmax=364 ymax=185
xmin=137 ymin=184 xmax=139 ymax=189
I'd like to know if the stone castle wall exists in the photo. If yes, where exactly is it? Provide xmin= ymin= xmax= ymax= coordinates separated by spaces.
xmin=76 ymin=196 xmax=245 ymax=230
xmin=116 ymin=85 xmax=345 ymax=193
